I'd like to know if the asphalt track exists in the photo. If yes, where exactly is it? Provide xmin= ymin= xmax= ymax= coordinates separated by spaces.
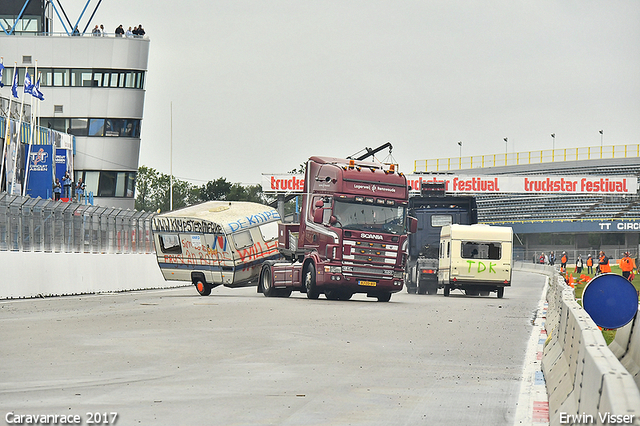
xmin=0 ymin=270 xmax=546 ymax=426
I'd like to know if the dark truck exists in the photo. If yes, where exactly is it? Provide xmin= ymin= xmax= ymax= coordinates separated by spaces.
xmin=405 ymin=182 xmax=477 ymax=294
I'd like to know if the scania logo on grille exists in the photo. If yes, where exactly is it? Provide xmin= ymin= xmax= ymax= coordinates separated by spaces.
xmin=360 ymin=233 xmax=383 ymax=240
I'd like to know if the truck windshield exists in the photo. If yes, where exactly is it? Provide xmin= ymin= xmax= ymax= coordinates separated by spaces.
xmin=333 ymin=200 xmax=406 ymax=234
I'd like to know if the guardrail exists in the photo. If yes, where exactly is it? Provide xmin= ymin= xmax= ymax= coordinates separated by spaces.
xmin=415 ymin=144 xmax=640 ymax=173
xmin=517 ymin=262 xmax=640 ymax=425
xmin=0 ymin=192 xmax=155 ymax=254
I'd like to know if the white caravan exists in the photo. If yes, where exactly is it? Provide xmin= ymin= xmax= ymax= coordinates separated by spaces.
xmin=438 ymin=224 xmax=513 ymax=298
xmin=152 ymin=201 xmax=281 ymax=296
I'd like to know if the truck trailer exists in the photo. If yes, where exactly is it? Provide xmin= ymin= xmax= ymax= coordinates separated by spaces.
xmin=405 ymin=182 xmax=477 ymax=295
xmin=438 ymin=224 xmax=513 ymax=298
xmin=259 ymin=156 xmax=416 ymax=302
xmin=152 ymin=201 xmax=281 ymax=296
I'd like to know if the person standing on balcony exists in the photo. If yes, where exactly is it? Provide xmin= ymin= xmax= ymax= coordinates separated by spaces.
xmin=62 ymin=172 xmax=72 ymax=199
xmin=53 ymin=178 xmax=62 ymax=201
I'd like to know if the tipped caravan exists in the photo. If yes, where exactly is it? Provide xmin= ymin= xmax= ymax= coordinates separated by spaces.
xmin=152 ymin=201 xmax=282 ymax=295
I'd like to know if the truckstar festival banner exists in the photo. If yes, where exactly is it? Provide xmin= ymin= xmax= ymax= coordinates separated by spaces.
xmin=262 ymin=174 xmax=638 ymax=195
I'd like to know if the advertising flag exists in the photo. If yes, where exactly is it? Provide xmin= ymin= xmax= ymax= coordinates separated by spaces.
xmin=11 ymin=66 xmax=18 ymax=98
xmin=0 ymin=63 xmax=4 ymax=88
xmin=32 ymin=77 xmax=44 ymax=100
xmin=24 ymin=71 xmax=33 ymax=95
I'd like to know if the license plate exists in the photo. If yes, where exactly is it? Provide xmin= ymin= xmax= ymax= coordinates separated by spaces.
xmin=358 ymin=280 xmax=377 ymax=287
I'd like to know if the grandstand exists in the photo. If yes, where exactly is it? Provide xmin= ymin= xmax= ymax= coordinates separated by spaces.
xmin=414 ymin=145 xmax=640 ymax=262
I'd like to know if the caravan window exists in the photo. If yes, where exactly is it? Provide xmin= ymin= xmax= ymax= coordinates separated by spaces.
xmin=461 ymin=241 xmax=501 ymax=260
xmin=233 ymin=230 xmax=253 ymax=250
xmin=259 ymin=221 xmax=278 ymax=242
xmin=159 ymin=234 xmax=181 ymax=254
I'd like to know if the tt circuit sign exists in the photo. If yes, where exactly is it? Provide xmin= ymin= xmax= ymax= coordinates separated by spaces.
xmin=263 ymin=173 xmax=638 ymax=195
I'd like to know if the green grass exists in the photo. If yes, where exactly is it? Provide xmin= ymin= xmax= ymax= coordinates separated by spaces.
xmin=566 ymin=265 xmax=640 ymax=345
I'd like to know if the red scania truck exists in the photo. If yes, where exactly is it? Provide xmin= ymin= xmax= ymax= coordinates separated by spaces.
xmin=258 ymin=156 xmax=415 ymax=302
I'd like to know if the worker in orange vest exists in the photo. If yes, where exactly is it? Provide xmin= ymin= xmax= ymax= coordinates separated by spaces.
xmin=586 ymin=254 xmax=594 ymax=274
xmin=619 ymin=252 xmax=635 ymax=281
xmin=598 ymin=251 xmax=611 ymax=274
xmin=560 ymin=251 xmax=568 ymax=272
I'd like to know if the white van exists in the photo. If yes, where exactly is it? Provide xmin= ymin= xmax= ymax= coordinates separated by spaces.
xmin=438 ymin=224 xmax=513 ymax=298
xmin=152 ymin=201 xmax=282 ymax=296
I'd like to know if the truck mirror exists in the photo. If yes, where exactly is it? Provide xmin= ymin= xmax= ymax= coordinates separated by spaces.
xmin=313 ymin=208 xmax=324 ymax=224
xmin=314 ymin=199 xmax=324 ymax=208
xmin=408 ymin=216 xmax=418 ymax=234
xmin=329 ymin=215 xmax=338 ymax=225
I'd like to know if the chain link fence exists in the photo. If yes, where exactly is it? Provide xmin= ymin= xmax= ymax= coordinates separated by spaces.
xmin=0 ymin=193 xmax=156 ymax=254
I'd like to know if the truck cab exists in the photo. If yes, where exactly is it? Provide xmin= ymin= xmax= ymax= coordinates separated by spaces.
xmin=260 ymin=156 xmax=415 ymax=302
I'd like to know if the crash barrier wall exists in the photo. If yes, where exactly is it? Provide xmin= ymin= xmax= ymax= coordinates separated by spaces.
xmin=0 ymin=193 xmax=185 ymax=299
xmin=0 ymin=193 xmax=155 ymax=254
xmin=610 ymin=308 xmax=640 ymax=389
xmin=0 ymin=251 xmax=182 ymax=299
xmin=514 ymin=261 xmax=640 ymax=426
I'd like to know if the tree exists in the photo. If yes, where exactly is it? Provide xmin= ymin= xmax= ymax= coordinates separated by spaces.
xmin=200 ymin=178 xmax=232 ymax=201
xmin=135 ymin=166 xmax=159 ymax=211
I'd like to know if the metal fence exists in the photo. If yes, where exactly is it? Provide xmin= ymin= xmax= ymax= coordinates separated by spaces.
xmin=0 ymin=193 xmax=156 ymax=253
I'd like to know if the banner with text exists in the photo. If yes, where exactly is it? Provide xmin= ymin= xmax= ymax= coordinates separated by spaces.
xmin=262 ymin=174 xmax=638 ymax=195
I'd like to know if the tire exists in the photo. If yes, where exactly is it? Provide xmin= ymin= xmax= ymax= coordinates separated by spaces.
xmin=497 ymin=287 xmax=504 ymax=298
xmin=276 ymin=289 xmax=292 ymax=298
xmin=417 ymin=283 xmax=427 ymax=295
xmin=325 ymin=289 xmax=340 ymax=300
xmin=194 ymin=278 xmax=211 ymax=296
xmin=377 ymin=292 xmax=392 ymax=302
xmin=407 ymin=286 xmax=417 ymax=294
xmin=427 ymin=286 xmax=437 ymax=295
xmin=304 ymin=263 xmax=320 ymax=300
xmin=443 ymin=285 xmax=450 ymax=297
xmin=260 ymin=264 xmax=275 ymax=297
xmin=338 ymin=292 xmax=353 ymax=301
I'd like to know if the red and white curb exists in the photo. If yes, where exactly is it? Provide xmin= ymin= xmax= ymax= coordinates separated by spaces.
xmin=514 ymin=280 xmax=550 ymax=425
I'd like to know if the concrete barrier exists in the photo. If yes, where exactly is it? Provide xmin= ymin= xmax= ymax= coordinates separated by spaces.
xmin=611 ymin=309 xmax=640 ymax=388
xmin=0 ymin=251 xmax=185 ymax=299
xmin=528 ymin=261 xmax=640 ymax=426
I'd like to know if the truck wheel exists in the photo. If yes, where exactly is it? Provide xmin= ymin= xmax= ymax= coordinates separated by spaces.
xmin=427 ymin=286 xmax=437 ymax=295
xmin=325 ymin=289 xmax=340 ymax=300
xmin=377 ymin=292 xmax=392 ymax=302
xmin=407 ymin=286 xmax=417 ymax=294
xmin=304 ymin=264 xmax=320 ymax=300
xmin=260 ymin=264 xmax=275 ymax=297
xmin=443 ymin=286 xmax=450 ymax=297
xmin=497 ymin=287 xmax=504 ymax=298
xmin=338 ymin=292 xmax=353 ymax=301
xmin=194 ymin=279 xmax=211 ymax=296
xmin=417 ymin=283 xmax=427 ymax=295
xmin=276 ymin=289 xmax=292 ymax=298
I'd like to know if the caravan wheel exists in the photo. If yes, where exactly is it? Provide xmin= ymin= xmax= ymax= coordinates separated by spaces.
xmin=194 ymin=279 xmax=211 ymax=296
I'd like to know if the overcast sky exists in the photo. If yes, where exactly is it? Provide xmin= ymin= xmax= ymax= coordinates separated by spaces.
xmin=62 ymin=0 xmax=640 ymax=185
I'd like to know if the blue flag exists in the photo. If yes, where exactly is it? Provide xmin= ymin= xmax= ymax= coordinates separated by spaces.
xmin=24 ymin=71 xmax=33 ymax=95
xmin=32 ymin=77 xmax=44 ymax=101
xmin=0 ymin=63 xmax=4 ymax=88
xmin=11 ymin=67 xmax=18 ymax=98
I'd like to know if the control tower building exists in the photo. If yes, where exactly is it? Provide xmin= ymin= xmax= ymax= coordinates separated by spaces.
xmin=1 ymin=0 xmax=149 ymax=209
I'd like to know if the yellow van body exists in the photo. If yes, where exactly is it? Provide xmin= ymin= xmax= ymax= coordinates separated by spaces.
xmin=152 ymin=201 xmax=281 ymax=295
xmin=438 ymin=224 xmax=513 ymax=298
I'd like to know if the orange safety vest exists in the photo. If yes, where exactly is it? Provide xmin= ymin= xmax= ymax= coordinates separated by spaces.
xmin=561 ymin=255 xmax=567 ymax=264
xmin=599 ymin=255 xmax=611 ymax=273
xmin=620 ymin=257 xmax=635 ymax=272
xmin=586 ymin=257 xmax=593 ymax=267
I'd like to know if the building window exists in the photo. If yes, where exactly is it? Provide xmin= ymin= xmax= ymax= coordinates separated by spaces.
xmin=69 ymin=118 xmax=88 ymax=136
xmin=13 ymin=67 xmax=145 ymax=89
xmin=42 ymin=117 xmax=142 ymax=138
xmin=75 ymin=170 xmax=137 ymax=198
